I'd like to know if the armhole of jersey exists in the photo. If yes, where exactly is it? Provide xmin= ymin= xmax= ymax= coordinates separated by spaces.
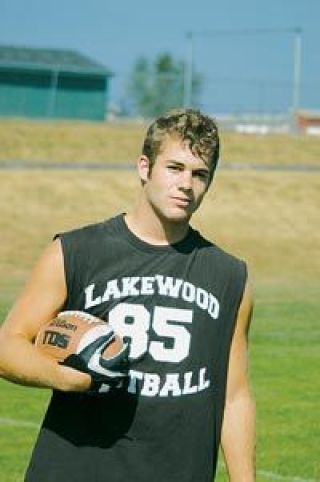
xmin=53 ymin=232 xmax=73 ymax=311
xmin=214 ymin=257 xmax=249 ymax=445
xmin=229 ymin=259 xmax=248 ymax=343
xmin=238 ymin=260 xmax=248 ymax=313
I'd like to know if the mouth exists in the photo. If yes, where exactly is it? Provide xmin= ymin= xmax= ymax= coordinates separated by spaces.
xmin=171 ymin=197 xmax=192 ymax=208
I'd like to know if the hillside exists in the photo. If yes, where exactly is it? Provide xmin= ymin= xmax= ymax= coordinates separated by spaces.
xmin=0 ymin=119 xmax=319 ymax=166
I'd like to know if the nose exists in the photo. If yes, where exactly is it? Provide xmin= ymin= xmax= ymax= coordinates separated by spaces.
xmin=179 ymin=170 xmax=192 ymax=191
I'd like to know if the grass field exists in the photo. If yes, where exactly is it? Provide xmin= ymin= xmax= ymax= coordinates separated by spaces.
xmin=1 ymin=118 xmax=320 ymax=166
xmin=0 ymin=120 xmax=319 ymax=481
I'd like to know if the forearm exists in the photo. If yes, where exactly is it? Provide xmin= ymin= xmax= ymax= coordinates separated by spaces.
xmin=0 ymin=331 xmax=91 ymax=392
xmin=221 ymin=389 xmax=256 ymax=482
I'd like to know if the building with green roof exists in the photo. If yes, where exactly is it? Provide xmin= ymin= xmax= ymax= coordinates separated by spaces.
xmin=0 ymin=45 xmax=112 ymax=121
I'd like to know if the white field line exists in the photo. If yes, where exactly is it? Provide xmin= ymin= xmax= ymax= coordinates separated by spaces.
xmin=0 ymin=416 xmax=39 ymax=429
xmin=258 ymin=470 xmax=320 ymax=482
xmin=218 ymin=462 xmax=320 ymax=482
xmin=0 ymin=417 xmax=319 ymax=482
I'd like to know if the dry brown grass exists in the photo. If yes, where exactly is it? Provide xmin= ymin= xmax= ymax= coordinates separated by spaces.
xmin=0 ymin=119 xmax=320 ymax=166
xmin=0 ymin=120 xmax=145 ymax=163
xmin=221 ymin=131 xmax=320 ymax=165
xmin=1 ymin=119 xmax=318 ymax=304
xmin=194 ymin=171 xmax=320 ymax=297
xmin=1 ymin=169 xmax=319 ymax=304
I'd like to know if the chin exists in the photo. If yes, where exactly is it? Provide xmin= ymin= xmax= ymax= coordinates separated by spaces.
xmin=162 ymin=208 xmax=192 ymax=223
xmin=151 ymin=201 xmax=193 ymax=224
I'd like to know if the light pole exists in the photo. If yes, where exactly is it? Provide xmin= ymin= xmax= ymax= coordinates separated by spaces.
xmin=292 ymin=27 xmax=302 ymax=116
xmin=184 ymin=27 xmax=302 ymax=117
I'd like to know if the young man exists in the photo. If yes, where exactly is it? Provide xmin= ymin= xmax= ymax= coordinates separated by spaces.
xmin=0 ymin=109 xmax=255 ymax=481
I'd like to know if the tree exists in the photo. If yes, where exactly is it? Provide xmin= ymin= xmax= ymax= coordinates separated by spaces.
xmin=127 ymin=53 xmax=202 ymax=117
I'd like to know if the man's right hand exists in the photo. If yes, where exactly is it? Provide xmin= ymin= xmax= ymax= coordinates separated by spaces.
xmin=61 ymin=330 xmax=130 ymax=393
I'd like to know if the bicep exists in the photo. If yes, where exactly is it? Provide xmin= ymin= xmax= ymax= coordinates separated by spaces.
xmin=2 ymin=239 xmax=67 ymax=341
xmin=225 ymin=279 xmax=254 ymax=401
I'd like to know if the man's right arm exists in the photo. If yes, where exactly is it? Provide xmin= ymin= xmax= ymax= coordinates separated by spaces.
xmin=0 ymin=239 xmax=91 ymax=392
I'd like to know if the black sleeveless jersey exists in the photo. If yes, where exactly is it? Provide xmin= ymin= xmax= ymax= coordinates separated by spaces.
xmin=26 ymin=214 xmax=247 ymax=482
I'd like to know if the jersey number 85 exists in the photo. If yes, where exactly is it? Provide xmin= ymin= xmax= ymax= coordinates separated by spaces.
xmin=108 ymin=303 xmax=193 ymax=364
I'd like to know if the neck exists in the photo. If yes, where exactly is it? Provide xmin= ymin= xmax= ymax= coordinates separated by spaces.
xmin=125 ymin=200 xmax=190 ymax=246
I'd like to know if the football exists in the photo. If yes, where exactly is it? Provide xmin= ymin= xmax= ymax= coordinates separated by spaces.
xmin=35 ymin=310 xmax=123 ymax=362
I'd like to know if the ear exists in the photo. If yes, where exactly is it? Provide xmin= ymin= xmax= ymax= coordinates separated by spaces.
xmin=137 ymin=155 xmax=151 ymax=182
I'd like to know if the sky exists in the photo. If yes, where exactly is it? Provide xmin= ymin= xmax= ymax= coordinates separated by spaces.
xmin=1 ymin=0 xmax=320 ymax=115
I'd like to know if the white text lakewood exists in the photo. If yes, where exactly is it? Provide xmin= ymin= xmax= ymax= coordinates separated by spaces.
xmin=85 ymin=275 xmax=220 ymax=319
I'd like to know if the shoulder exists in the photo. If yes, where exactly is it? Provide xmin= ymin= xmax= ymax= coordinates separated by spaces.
xmin=56 ymin=215 xmax=121 ymax=245
xmin=192 ymin=227 xmax=247 ymax=276
xmin=236 ymin=278 xmax=254 ymax=332
xmin=190 ymin=229 xmax=249 ymax=308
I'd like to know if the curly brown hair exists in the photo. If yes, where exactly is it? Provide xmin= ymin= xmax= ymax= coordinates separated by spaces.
xmin=142 ymin=108 xmax=220 ymax=183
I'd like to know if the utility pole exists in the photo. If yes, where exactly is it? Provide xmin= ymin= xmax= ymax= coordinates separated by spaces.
xmin=183 ymin=31 xmax=193 ymax=108
xmin=292 ymin=27 xmax=302 ymax=116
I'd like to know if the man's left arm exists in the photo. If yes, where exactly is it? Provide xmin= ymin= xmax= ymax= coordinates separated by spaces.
xmin=221 ymin=279 xmax=256 ymax=482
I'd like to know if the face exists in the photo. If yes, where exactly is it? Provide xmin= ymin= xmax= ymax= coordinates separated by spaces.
xmin=138 ymin=137 xmax=211 ymax=224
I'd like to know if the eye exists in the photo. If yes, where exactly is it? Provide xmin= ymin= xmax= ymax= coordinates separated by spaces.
xmin=167 ymin=164 xmax=182 ymax=172
xmin=194 ymin=170 xmax=209 ymax=181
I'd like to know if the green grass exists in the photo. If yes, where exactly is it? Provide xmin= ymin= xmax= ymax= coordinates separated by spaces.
xmin=216 ymin=284 xmax=320 ymax=481
xmin=251 ymin=296 xmax=319 ymax=478
xmin=0 ymin=382 xmax=49 ymax=481
xmin=1 ymin=287 xmax=319 ymax=481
